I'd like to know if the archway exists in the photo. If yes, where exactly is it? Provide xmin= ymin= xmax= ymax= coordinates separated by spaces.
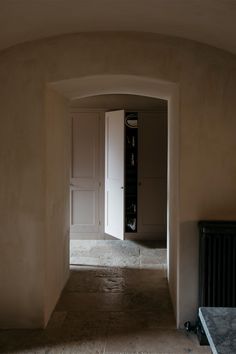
xmin=49 ymin=74 xmax=180 ymax=325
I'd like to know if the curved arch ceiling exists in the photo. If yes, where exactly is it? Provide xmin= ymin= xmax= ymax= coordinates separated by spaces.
xmin=0 ymin=0 xmax=236 ymax=54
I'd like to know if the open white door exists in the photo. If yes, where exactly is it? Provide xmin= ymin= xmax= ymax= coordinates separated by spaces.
xmin=105 ymin=110 xmax=125 ymax=239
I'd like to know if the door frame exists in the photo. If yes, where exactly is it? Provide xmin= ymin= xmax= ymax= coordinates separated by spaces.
xmin=51 ymin=74 xmax=180 ymax=326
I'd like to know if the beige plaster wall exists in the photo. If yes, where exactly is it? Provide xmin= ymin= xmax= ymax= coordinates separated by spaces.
xmin=44 ymin=87 xmax=70 ymax=325
xmin=0 ymin=32 xmax=236 ymax=328
xmin=0 ymin=53 xmax=45 ymax=328
xmin=71 ymin=94 xmax=166 ymax=110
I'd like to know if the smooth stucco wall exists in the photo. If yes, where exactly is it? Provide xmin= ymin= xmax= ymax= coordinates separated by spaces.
xmin=44 ymin=87 xmax=70 ymax=325
xmin=0 ymin=32 xmax=236 ymax=328
xmin=0 ymin=55 xmax=45 ymax=328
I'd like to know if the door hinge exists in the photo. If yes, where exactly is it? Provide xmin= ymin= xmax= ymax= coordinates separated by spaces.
xmin=99 ymin=220 xmax=101 ymax=225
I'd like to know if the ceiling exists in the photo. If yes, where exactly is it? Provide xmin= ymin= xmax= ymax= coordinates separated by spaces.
xmin=0 ymin=0 xmax=236 ymax=54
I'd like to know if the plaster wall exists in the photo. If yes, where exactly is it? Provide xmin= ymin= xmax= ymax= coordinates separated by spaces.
xmin=0 ymin=55 xmax=45 ymax=328
xmin=0 ymin=32 xmax=236 ymax=328
xmin=44 ymin=87 xmax=70 ymax=325
xmin=70 ymin=94 xmax=165 ymax=110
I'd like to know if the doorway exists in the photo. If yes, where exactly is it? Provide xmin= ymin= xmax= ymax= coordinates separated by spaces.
xmin=70 ymin=94 xmax=168 ymax=243
xmin=67 ymin=93 xmax=171 ymax=345
xmin=50 ymin=74 xmax=180 ymax=325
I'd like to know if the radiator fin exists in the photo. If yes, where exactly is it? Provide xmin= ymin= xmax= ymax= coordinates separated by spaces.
xmin=199 ymin=221 xmax=236 ymax=308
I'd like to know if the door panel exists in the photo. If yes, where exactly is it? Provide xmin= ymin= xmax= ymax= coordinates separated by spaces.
xmin=71 ymin=188 xmax=98 ymax=232
xmin=72 ymin=113 xmax=99 ymax=180
xmin=105 ymin=110 xmax=125 ymax=239
xmin=70 ymin=112 xmax=100 ymax=236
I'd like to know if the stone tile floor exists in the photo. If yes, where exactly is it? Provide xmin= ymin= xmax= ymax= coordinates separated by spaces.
xmin=0 ymin=241 xmax=211 ymax=354
xmin=70 ymin=240 xmax=167 ymax=268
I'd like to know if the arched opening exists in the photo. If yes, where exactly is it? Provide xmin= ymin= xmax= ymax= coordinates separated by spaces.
xmin=49 ymin=74 xmax=180 ymax=325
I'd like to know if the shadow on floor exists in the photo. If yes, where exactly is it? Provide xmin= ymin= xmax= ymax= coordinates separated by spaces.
xmin=0 ymin=266 xmax=210 ymax=354
xmin=132 ymin=240 xmax=167 ymax=249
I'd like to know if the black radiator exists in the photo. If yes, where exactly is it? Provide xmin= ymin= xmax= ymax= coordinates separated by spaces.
xmin=185 ymin=221 xmax=236 ymax=345
xmin=199 ymin=221 xmax=236 ymax=308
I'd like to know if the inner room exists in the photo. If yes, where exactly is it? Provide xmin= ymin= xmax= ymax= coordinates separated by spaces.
xmin=69 ymin=93 xmax=168 ymax=268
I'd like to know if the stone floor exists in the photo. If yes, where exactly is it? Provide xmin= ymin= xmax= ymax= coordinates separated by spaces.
xmin=70 ymin=240 xmax=167 ymax=268
xmin=0 ymin=241 xmax=211 ymax=354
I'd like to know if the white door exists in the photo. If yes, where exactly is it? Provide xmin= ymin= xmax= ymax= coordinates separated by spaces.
xmin=105 ymin=110 xmax=125 ymax=239
xmin=138 ymin=111 xmax=167 ymax=234
xmin=70 ymin=112 xmax=101 ymax=238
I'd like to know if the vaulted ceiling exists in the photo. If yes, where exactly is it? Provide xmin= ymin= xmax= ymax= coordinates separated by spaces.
xmin=1 ymin=0 xmax=236 ymax=54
